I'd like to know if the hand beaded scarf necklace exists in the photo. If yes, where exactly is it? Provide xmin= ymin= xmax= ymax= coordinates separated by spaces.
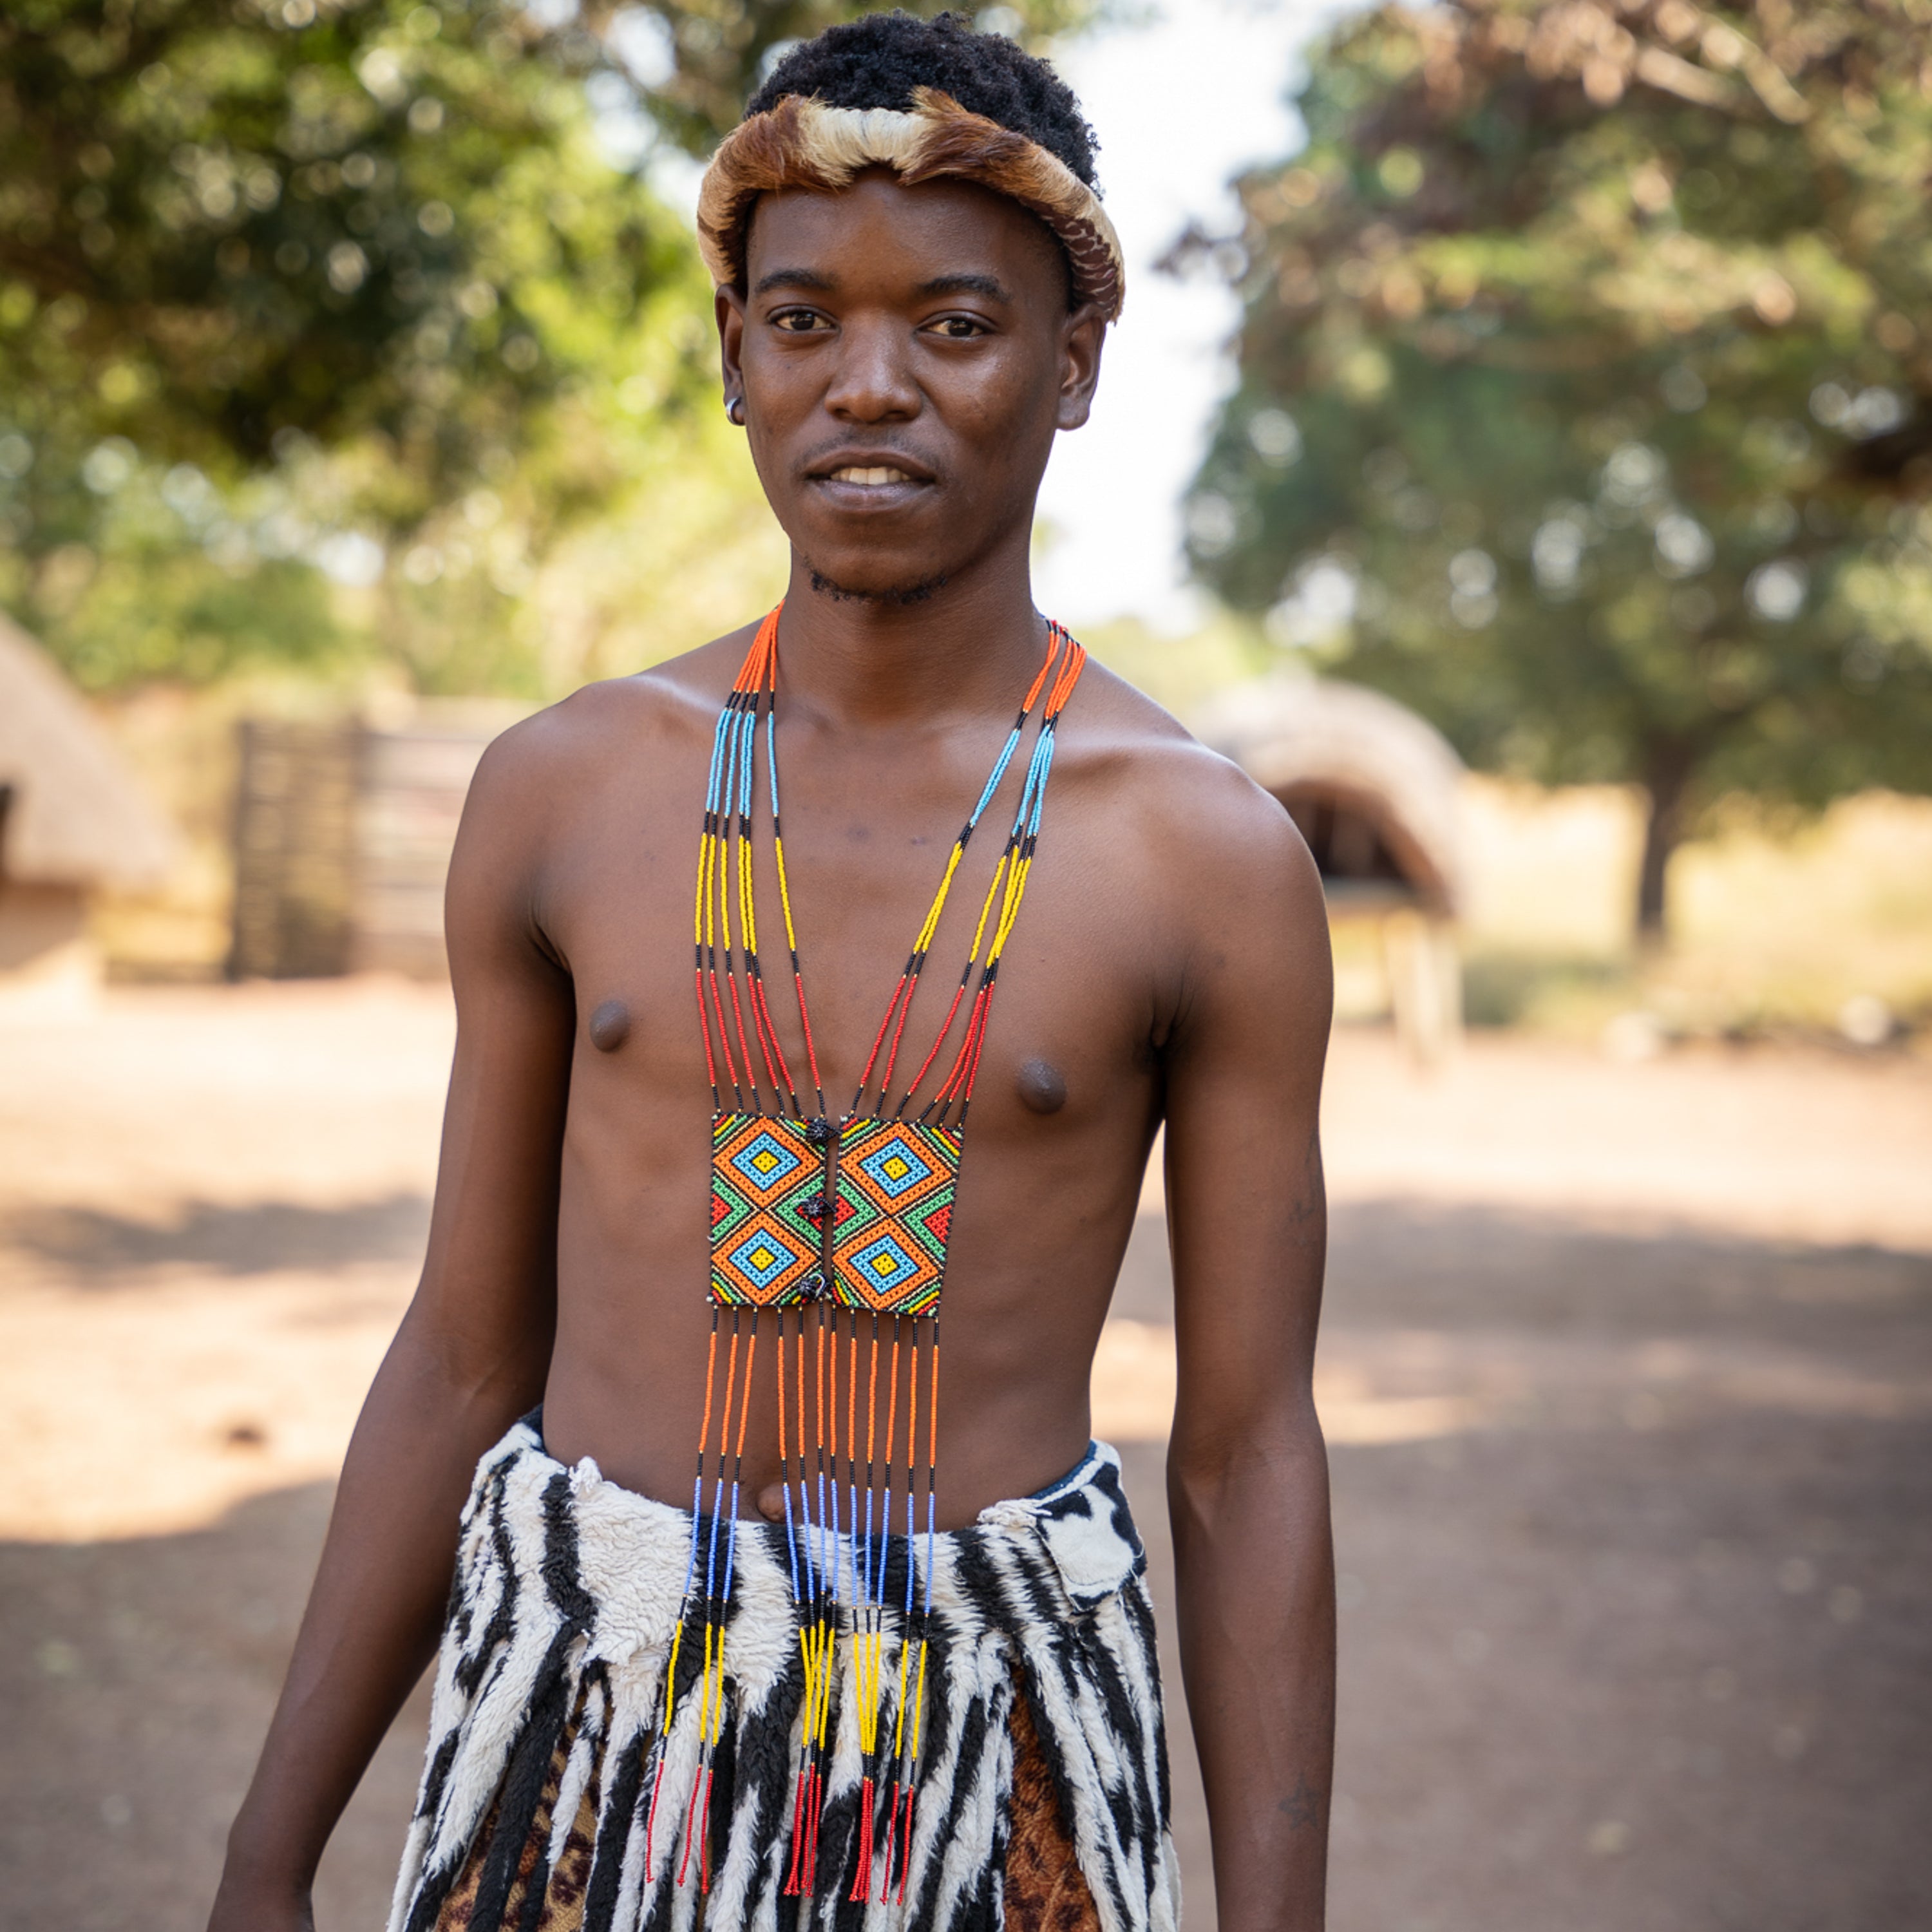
xmin=653 ymin=603 xmax=1087 ymax=1903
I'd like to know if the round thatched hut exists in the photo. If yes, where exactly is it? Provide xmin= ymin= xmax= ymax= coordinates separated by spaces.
xmin=1193 ymin=673 xmax=1466 ymax=1061
xmin=0 ymin=612 xmax=175 ymax=1010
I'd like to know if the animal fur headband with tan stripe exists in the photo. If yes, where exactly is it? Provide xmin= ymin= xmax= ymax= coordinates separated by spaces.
xmin=696 ymin=88 xmax=1124 ymax=321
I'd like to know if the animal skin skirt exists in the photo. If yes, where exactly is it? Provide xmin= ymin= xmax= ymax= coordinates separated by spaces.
xmin=388 ymin=1416 xmax=1180 ymax=1932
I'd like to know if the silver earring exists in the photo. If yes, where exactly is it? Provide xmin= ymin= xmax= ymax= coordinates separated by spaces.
xmin=725 ymin=395 xmax=746 ymax=426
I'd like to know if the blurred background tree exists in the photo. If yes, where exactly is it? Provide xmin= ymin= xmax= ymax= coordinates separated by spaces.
xmin=1181 ymin=0 xmax=1932 ymax=936
xmin=0 ymin=0 xmax=1098 ymax=691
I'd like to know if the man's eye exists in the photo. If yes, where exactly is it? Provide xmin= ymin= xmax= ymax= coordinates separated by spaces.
xmin=771 ymin=309 xmax=829 ymax=332
xmin=926 ymin=316 xmax=989 ymax=339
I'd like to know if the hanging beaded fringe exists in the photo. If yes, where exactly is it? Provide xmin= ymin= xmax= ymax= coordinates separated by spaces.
xmin=663 ymin=605 xmax=1085 ymax=1900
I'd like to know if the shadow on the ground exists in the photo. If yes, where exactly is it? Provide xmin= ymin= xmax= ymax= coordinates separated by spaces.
xmin=1118 ymin=1196 xmax=1932 ymax=1336
xmin=1326 ymin=1197 xmax=1932 ymax=1337
xmin=0 ymin=1482 xmax=430 ymax=1932
xmin=1318 ymin=1407 xmax=1932 ymax=1932
xmin=3 ymin=1191 xmax=431 ymax=1280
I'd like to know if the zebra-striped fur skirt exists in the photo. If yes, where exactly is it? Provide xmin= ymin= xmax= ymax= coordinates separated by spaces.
xmin=388 ymin=1416 xmax=1179 ymax=1932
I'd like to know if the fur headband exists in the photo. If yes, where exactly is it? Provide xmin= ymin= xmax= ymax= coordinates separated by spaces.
xmin=696 ymin=88 xmax=1125 ymax=321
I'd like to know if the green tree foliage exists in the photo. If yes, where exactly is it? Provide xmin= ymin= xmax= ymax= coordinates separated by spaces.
xmin=0 ymin=0 xmax=696 ymax=502
xmin=0 ymin=0 xmax=705 ymax=685
xmin=0 ymin=0 xmax=1095 ymax=688
xmin=1182 ymin=0 xmax=1932 ymax=934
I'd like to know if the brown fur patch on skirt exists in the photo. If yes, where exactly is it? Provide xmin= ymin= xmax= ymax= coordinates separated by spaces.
xmin=434 ymin=1738 xmax=597 ymax=1932
xmin=1003 ymin=1685 xmax=1102 ymax=1932
xmin=433 ymin=1692 xmax=1099 ymax=1932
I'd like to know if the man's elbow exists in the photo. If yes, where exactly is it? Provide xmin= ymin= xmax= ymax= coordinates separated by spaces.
xmin=1166 ymin=1388 xmax=1327 ymax=1508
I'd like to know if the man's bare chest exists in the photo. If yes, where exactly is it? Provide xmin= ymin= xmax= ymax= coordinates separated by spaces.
xmin=541 ymin=753 xmax=1170 ymax=1142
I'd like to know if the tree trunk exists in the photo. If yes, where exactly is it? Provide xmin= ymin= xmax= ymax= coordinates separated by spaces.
xmin=1635 ymin=740 xmax=1695 ymax=941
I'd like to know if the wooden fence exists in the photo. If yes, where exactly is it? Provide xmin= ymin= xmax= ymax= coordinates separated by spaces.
xmin=229 ymin=710 xmax=516 ymax=980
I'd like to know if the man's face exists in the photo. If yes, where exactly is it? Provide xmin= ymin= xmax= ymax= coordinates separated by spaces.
xmin=718 ymin=169 xmax=1104 ymax=603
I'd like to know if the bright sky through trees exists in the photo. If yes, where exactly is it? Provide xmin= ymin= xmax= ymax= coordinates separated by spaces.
xmin=1033 ymin=0 xmax=1351 ymax=632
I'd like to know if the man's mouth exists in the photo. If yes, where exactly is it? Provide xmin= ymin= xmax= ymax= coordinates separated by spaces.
xmin=825 ymin=465 xmax=920 ymax=487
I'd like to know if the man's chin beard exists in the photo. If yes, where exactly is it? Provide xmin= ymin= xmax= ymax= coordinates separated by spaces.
xmin=803 ymin=562 xmax=951 ymax=606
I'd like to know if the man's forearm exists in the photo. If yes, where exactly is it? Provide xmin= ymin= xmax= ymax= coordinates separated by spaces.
xmin=1169 ymin=1418 xmax=1335 ymax=1932
xmin=211 ymin=1319 xmax=542 ymax=1925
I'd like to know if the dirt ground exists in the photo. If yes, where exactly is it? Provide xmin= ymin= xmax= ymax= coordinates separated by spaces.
xmin=4 ymin=980 xmax=1929 ymax=1931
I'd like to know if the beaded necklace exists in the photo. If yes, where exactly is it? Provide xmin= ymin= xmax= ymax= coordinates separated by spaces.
xmin=653 ymin=603 xmax=1086 ymax=1904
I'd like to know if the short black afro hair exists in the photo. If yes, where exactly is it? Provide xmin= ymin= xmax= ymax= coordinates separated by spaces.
xmin=746 ymin=10 xmax=1100 ymax=189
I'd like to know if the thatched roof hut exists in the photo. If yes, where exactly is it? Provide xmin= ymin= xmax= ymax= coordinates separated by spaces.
xmin=1193 ymin=672 xmax=1466 ymax=917
xmin=0 ymin=612 xmax=175 ymax=891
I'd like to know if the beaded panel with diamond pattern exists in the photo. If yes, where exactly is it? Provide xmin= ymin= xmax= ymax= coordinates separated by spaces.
xmin=708 ymin=1113 xmax=828 ymax=1309
xmin=829 ymin=1116 xmax=961 ymax=1316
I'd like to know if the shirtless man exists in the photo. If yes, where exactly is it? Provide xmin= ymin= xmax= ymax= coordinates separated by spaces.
xmin=210 ymin=15 xmax=1334 ymax=1931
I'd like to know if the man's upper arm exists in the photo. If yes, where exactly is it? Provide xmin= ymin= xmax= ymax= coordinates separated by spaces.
xmin=407 ymin=718 xmax=580 ymax=1377
xmin=1159 ymin=765 xmax=1333 ymax=1449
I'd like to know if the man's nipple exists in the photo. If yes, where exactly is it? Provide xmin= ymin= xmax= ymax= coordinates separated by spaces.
xmin=1017 ymin=1057 xmax=1068 ymax=1115
xmin=757 ymin=1481 xmax=788 ymax=1523
xmin=588 ymin=998 xmax=632 ymax=1053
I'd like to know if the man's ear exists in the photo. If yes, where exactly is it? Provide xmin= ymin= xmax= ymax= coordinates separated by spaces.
xmin=717 ymin=284 xmax=748 ymax=403
xmin=1056 ymin=303 xmax=1107 ymax=432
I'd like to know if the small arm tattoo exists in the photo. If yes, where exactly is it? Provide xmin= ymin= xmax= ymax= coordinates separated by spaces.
xmin=1278 ymin=1776 xmax=1321 ymax=1830
xmin=1284 ymin=1124 xmax=1325 ymax=1240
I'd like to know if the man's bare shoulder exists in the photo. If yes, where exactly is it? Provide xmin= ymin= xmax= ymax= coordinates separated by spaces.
xmin=1070 ymin=660 xmax=1321 ymax=902
xmin=1071 ymin=667 xmax=1330 ymax=1052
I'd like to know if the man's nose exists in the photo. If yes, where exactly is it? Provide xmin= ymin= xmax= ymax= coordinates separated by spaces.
xmin=822 ymin=316 xmax=920 ymax=422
